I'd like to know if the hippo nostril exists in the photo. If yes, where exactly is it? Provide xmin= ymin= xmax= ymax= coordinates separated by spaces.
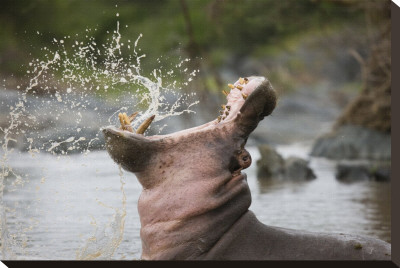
xmin=229 ymin=149 xmax=252 ymax=173
xmin=233 ymin=149 xmax=252 ymax=170
xmin=238 ymin=149 xmax=252 ymax=169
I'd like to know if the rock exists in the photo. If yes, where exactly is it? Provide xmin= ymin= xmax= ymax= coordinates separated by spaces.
xmin=336 ymin=164 xmax=371 ymax=183
xmin=256 ymin=144 xmax=285 ymax=179
xmin=257 ymin=145 xmax=316 ymax=181
xmin=373 ymin=166 xmax=391 ymax=182
xmin=310 ymin=125 xmax=390 ymax=161
xmin=284 ymin=157 xmax=316 ymax=181
xmin=336 ymin=162 xmax=390 ymax=183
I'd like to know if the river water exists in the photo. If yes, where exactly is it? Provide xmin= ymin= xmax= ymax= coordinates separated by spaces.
xmin=1 ymin=143 xmax=390 ymax=260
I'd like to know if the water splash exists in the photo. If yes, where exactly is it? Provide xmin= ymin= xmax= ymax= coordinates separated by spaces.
xmin=0 ymin=19 xmax=199 ymax=259
xmin=76 ymin=166 xmax=127 ymax=260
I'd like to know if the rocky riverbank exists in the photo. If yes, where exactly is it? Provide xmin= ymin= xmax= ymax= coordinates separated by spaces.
xmin=310 ymin=125 xmax=391 ymax=161
xmin=257 ymin=144 xmax=315 ymax=181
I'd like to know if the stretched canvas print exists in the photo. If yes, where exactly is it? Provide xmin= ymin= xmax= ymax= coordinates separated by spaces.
xmin=0 ymin=0 xmax=392 ymax=261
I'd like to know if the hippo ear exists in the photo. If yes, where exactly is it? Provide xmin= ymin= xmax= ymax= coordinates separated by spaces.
xmin=234 ymin=79 xmax=277 ymax=138
xmin=103 ymin=127 xmax=158 ymax=174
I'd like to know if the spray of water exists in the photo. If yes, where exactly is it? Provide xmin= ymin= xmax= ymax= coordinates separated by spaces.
xmin=76 ymin=166 xmax=127 ymax=260
xmin=0 ymin=19 xmax=199 ymax=259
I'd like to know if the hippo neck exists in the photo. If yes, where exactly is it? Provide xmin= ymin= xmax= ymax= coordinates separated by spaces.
xmin=137 ymin=171 xmax=252 ymax=260
xmin=134 ymin=123 xmax=253 ymax=259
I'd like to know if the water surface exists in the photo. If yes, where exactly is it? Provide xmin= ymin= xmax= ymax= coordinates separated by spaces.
xmin=1 ymin=143 xmax=390 ymax=260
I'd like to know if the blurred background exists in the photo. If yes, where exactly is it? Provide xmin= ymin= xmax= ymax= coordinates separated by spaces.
xmin=0 ymin=0 xmax=391 ymax=260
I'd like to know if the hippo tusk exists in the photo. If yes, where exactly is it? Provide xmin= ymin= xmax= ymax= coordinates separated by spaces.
xmin=119 ymin=112 xmax=134 ymax=132
xmin=129 ymin=111 xmax=139 ymax=122
xmin=136 ymin=115 xmax=156 ymax=134
xmin=118 ymin=113 xmax=124 ymax=125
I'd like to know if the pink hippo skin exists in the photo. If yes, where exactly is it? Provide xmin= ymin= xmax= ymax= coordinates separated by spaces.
xmin=103 ymin=76 xmax=391 ymax=260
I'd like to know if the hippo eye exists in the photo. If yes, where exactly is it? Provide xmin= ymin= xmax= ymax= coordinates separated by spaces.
xmin=242 ymin=156 xmax=249 ymax=162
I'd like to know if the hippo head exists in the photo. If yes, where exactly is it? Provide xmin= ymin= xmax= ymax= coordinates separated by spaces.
xmin=102 ymin=76 xmax=277 ymax=259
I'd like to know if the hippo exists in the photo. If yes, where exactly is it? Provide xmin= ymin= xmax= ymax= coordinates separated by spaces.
xmin=102 ymin=76 xmax=391 ymax=260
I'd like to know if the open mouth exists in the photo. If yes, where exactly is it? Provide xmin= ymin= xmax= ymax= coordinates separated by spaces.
xmin=102 ymin=75 xmax=276 ymax=179
xmin=102 ymin=76 xmax=271 ymax=140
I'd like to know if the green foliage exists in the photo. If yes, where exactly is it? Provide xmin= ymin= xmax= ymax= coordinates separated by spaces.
xmin=0 ymin=0 xmax=365 ymax=82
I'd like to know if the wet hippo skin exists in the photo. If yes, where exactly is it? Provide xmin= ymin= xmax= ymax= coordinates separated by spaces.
xmin=204 ymin=211 xmax=390 ymax=260
xmin=102 ymin=76 xmax=391 ymax=260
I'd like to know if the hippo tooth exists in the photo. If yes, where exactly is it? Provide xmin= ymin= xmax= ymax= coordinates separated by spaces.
xmin=222 ymin=90 xmax=229 ymax=96
xmin=118 ymin=112 xmax=127 ymax=126
xmin=225 ymin=111 xmax=229 ymax=116
xmin=244 ymin=77 xmax=249 ymax=84
xmin=136 ymin=115 xmax=155 ymax=134
xmin=118 ymin=113 xmax=125 ymax=129
xmin=129 ymin=111 xmax=139 ymax=122
xmin=221 ymin=104 xmax=226 ymax=110
xmin=226 ymin=105 xmax=231 ymax=110
xmin=118 ymin=113 xmax=134 ymax=132
xmin=219 ymin=110 xmax=224 ymax=115
xmin=228 ymin=84 xmax=235 ymax=89
xmin=236 ymin=85 xmax=243 ymax=90
xmin=123 ymin=113 xmax=131 ymax=124
xmin=242 ymin=93 xmax=248 ymax=100
xmin=217 ymin=116 xmax=221 ymax=122
xmin=239 ymin=77 xmax=245 ymax=84
xmin=123 ymin=113 xmax=134 ymax=132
